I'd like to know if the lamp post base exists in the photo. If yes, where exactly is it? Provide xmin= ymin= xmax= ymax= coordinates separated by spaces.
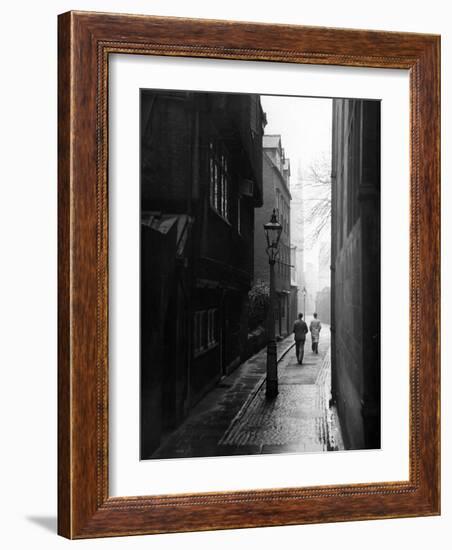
xmin=266 ymin=379 xmax=278 ymax=399
xmin=266 ymin=258 xmax=278 ymax=400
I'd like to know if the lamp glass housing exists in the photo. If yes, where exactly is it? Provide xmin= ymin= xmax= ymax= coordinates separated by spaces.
xmin=264 ymin=209 xmax=282 ymax=262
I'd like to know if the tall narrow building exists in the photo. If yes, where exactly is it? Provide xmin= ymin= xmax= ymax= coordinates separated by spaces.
xmin=254 ymin=135 xmax=294 ymax=338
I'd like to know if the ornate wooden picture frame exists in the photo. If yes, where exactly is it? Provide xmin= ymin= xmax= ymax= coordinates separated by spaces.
xmin=58 ymin=11 xmax=440 ymax=539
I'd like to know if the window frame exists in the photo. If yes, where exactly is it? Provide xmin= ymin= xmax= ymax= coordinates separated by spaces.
xmin=209 ymin=139 xmax=231 ymax=222
xmin=193 ymin=308 xmax=219 ymax=357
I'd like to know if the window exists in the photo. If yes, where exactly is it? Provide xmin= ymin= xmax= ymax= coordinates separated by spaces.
xmin=194 ymin=308 xmax=219 ymax=356
xmin=209 ymin=140 xmax=230 ymax=221
xmin=237 ymin=196 xmax=241 ymax=235
xmin=193 ymin=311 xmax=205 ymax=354
xmin=207 ymin=309 xmax=218 ymax=346
xmin=282 ymin=200 xmax=289 ymax=235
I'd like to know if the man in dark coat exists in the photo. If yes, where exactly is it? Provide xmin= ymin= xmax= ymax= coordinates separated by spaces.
xmin=293 ymin=313 xmax=308 ymax=365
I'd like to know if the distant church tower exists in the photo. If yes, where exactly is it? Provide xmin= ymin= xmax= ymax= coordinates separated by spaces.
xmin=290 ymin=160 xmax=306 ymax=313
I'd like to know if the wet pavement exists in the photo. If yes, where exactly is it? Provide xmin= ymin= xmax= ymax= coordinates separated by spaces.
xmin=151 ymin=324 xmax=343 ymax=460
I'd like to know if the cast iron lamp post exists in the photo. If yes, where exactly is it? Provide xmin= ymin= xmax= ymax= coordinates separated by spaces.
xmin=302 ymin=286 xmax=307 ymax=319
xmin=264 ymin=209 xmax=283 ymax=399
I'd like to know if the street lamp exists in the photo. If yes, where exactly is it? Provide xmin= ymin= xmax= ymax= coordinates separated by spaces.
xmin=302 ymin=286 xmax=307 ymax=319
xmin=264 ymin=209 xmax=283 ymax=399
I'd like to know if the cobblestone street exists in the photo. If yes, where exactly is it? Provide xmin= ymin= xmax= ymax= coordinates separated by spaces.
xmin=151 ymin=323 xmax=343 ymax=460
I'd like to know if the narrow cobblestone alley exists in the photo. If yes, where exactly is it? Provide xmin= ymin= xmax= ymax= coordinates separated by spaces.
xmin=219 ymin=325 xmax=343 ymax=454
xmin=151 ymin=322 xmax=343 ymax=459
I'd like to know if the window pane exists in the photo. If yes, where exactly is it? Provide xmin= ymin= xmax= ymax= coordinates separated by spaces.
xmin=224 ymin=178 xmax=228 ymax=219
xmin=214 ymin=163 xmax=218 ymax=210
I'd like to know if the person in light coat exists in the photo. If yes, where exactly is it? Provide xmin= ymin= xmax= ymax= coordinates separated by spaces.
xmin=309 ymin=313 xmax=322 ymax=354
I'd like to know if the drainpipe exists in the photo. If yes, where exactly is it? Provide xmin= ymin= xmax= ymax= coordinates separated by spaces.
xmin=184 ymin=95 xmax=199 ymax=412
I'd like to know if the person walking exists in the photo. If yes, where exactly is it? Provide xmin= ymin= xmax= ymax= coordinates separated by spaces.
xmin=309 ymin=313 xmax=322 ymax=354
xmin=293 ymin=313 xmax=308 ymax=365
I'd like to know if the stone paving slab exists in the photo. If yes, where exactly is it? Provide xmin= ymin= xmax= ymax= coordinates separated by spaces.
xmin=220 ymin=385 xmax=326 ymax=450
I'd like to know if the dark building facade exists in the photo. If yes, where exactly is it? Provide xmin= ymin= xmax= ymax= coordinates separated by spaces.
xmin=140 ymin=90 xmax=265 ymax=457
xmin=254 ymin=135 xmax=294 ymax=338
xmin=331 ymin=98 xmax=381 ymax=450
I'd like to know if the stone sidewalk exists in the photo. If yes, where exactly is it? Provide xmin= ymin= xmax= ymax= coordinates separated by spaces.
xmin=151 ymin=328 xmax=343 ymax=459
xmin=151 ymin=336 xmax=295 ymax=459
xmin=219 ymin=336 xmax=343 ymax=454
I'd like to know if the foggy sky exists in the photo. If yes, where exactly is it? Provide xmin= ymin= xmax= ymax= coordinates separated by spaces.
xmin=260 ymin=95 xmax=332 ymax=270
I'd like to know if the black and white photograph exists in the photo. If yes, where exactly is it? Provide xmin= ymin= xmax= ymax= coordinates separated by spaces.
xmin=2 ymin=0 xmax=445 ymax=546
xmin=140 ymin=89 xmax=381 ymax=460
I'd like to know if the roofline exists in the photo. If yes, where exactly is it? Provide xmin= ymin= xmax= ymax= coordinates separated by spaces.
xmin=263 ymin=152 xmax=292 ymax=200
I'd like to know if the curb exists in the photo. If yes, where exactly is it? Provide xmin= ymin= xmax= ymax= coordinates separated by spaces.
xmin=218 ymin=340 xmax=295 ymax=445
xmin=279 ymin=342 xmax=295 ymax=361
